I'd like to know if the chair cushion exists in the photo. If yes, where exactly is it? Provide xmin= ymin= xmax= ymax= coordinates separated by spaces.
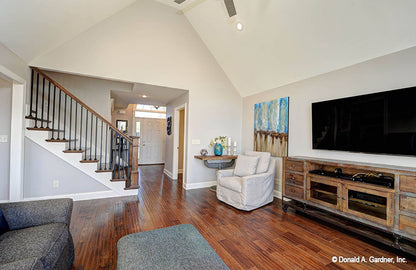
xmin=0 ymin=223 xmax=69 ymax=268
xmin=234 ymin=155 xmax=259 ymax=177
xmin=218 ymin=176 xmax=242 ymax=192
xmin=245 ymin=151 xmax=271 ymax=174
xmin=0 ymin=209 xmax=9 ymax=235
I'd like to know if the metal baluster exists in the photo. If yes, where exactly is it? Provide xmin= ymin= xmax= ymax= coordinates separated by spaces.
xmin=90 ymin=113 xmax=93 ymax=160
xmin=84 ymin=110 xmax=88 ymax=160
xmin=79 ymin=106 xmax=83 ymax=150
xmin=118 ymin=136 xmax=122 ymax=179
xmin=51 ymin=86 xmax=56 ymax=140
xmin=47 ymin=82 xmax=51 ymax=128
xmin=57 ymin=90 xmax=61 ymax=139
xmin=68 ymin=98 xmax=72 ymax=149
xmin=34 ymin=73 xmax=40 ymax=128
xmin=95 ymin=116 xmax=98 ymax=160
xmin=74 ymin=102 xmax=78 ymax=150
xmin=111 ymin=130 xmax=114 ymax=179
xmin=126 ymin=141 xmax=130 ymax=182
xmin=105 ymin=125 xmax=108 ymax=170
xmin=63 ymin=94 xmax=67 ymax=140
xmin=40 ymin=77 xmax=45 ymax=128
xmin=30 ymin=69 xmax=34 ymax=117
xmin=100 ymin=120 xmax=103 ymax=170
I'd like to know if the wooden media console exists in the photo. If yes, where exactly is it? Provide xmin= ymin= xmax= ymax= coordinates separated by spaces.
xmin=282 ymin=156 xmax=416 ymax=255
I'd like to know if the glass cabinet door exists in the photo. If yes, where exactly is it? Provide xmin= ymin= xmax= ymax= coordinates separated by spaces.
xmin=343 ymin=184 xmax=394 ymax=227
xmin=307 ymin=176 xmax=342 ymax=210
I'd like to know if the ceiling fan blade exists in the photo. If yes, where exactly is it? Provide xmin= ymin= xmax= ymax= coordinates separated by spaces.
xmin=224 ymin=0 xmax=237 ymax=17
xmin=174 ymin=0 xmax=187 ymax=4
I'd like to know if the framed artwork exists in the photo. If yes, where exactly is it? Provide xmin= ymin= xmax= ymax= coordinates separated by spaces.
xmin=116 ymin=120 xmax=128 ymax=133
xmin=254 ymin=97 xmax=289 ymax=157
xmin=167 ymin=116 xmax=172 ymax=135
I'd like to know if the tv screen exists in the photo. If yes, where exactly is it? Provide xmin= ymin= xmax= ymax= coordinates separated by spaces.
xmin=312 ymin=87 xmax=416 ymax=156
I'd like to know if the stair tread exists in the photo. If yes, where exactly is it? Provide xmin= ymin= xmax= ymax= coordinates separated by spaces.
xmin=80 ymin=159 xmax=99 ymax=163
xmin=25 ymin=115 xmax=52 ymax=123
xmin=125 ymin=185 xmax=140 ymax=190
xmin=63 ymin=149 xmax=85 ymax=153
xmin=95 ymin=169 xmax=112 ymax=173
xmin=111 ymin=178 xmax=127 ymax=182
xmin=27 ymin=127 xmax=65 ymax=132
xmin=46 ymin=139 xmax=78 ymax=142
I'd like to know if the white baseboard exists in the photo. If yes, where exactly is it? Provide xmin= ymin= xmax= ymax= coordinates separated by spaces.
xmin=184 ymin=180 xmax=216 ymax=190
xmin=273 ymin=190 xmax=282 ymax=199
xmin=164 ymin=168 xmax=176 ymax=180
xmin=23 ymin=189 xmax=138 ymax=202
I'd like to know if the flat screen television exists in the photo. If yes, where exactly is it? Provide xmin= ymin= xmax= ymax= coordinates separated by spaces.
xmin=312 ymin=86 xmax=416 ymax=156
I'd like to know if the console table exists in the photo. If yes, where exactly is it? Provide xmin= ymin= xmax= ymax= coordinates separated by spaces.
xmin=194 ymin=155 xmax=238 ymax=169
xmin=282 ymin=156 xmax=416 ymax=256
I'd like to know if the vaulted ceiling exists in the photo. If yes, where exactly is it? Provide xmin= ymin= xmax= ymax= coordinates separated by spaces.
xmin=1 ymin=0 xmax=416 ymax=96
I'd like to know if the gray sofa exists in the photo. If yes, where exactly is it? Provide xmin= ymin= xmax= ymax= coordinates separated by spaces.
xmin=0 ymin=199 xmax=75 ymax=270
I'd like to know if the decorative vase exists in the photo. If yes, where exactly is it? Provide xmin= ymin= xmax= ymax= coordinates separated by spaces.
xmin=214 ymin=143 xmax=223 ymax=156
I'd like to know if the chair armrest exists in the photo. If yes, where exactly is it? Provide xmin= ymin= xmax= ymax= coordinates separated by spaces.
xmin=242 ymin=172 xmax=274 ymax=184
xmin=217 ymin=169 xmax=234 ymax=179
xmin=0 ymin=198 xmax=73 ymax=230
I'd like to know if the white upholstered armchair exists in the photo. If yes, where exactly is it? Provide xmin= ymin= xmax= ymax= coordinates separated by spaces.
xmin=216 ymin=151 xmax=276 ymax=211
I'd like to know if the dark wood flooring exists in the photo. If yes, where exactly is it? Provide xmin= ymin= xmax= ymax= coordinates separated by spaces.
xmin=70 ymin=165 xmax=416 ymax=269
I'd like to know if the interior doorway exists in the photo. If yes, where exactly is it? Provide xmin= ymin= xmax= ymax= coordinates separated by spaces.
xmin=172 ymin=103 xmax=187 ymax=187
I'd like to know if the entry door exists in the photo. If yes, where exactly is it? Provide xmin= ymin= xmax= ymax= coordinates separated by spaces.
xmin=136 ymin=118 xmax=166 ymax=164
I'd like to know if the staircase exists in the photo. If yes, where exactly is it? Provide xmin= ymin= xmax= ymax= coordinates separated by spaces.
xmin=25 ymin=67 xmax=139 ymax=196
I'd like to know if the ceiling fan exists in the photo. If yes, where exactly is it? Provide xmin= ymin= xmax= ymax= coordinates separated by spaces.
xmin=174 ymin=0 xmax=237 ymax=18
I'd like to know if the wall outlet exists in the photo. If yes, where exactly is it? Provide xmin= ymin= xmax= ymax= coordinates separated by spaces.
xmin=192 ymin=139 xmax=200 ymax=145
xmin=53 ymin=180 xmax=59 ymax=188
xmin=0 ymin=135 xmax=8 ymax=143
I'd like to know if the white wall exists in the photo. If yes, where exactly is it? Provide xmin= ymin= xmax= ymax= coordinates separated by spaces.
xmin=32 ymin=0 xmax=243 ymax=184
xmin=45 ymin=71 xmax=133 ymax=121
xmin=24 ymin=138 xmax=109 ymax=198
xmin=0 ymin=78 xmax=12 ymax=200
xmin=242 ymin=46 xmax=416 ymax=193
xmin=165 ymin=93 xmax=189 ymax=177
xmin=0 ymin=42 xmax=27 ymax=79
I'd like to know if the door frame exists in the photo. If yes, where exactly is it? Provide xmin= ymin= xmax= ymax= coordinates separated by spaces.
xmin=172 ymin=103 xmax=187 ymax=187
xmin=0 ymin=64 xmax=26 ymax=202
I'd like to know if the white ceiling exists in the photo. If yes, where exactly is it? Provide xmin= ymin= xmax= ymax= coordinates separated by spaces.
xmin=2 ymin=0 xmax=416 ymax=97
xmin=111 ymin=82 xmax=188 ymax=109
xmin=0 ymin=0 xmax=136 ymax=62
xmin=177 ymin=0 xmax=416 ymax=96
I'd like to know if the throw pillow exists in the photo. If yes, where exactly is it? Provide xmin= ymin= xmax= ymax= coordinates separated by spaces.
xmin=234 ymin=155 xmax=259 ymax=177
xmin=245 ymin=151 xmax=271 ymax=174
xmin=0 ymin=208 xmax=9 ymax=235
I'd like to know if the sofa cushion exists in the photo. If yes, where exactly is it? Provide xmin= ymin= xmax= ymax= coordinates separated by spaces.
xmin=0 ymin=258 xmax=43 ymax=270
xmin=234 ymin=155 xmax=259 ymax=177
xmin=218 ymin=176 xmax=242 ymax=192
xmin=0 ymin=209 xmax=9 ymax=235
xmin=0 ymin=223 xmax=69 ymax=268
xmin=245 ymin=151 xmax=271 ymax=174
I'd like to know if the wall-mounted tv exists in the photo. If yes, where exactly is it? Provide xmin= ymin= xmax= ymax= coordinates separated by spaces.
xmin=312 ymin=86 xmax=416 ymax=156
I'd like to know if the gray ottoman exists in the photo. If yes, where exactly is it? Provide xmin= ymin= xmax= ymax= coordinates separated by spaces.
xmin=117 ymin=224 xmax=229 ymax=270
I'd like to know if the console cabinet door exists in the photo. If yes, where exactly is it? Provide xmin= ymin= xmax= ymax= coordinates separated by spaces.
xmin=343 ymin=184 xmax=394 ymax=227
xmin=307 ymin=176 xmax=342 ymax=210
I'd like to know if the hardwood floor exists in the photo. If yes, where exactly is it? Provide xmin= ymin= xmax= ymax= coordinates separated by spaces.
xmin=70 ymin=165 xmax=415 ymax=269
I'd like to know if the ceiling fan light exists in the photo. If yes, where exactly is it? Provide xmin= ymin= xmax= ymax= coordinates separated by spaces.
xmin=236 ymin=22 xmax=244 ymax=31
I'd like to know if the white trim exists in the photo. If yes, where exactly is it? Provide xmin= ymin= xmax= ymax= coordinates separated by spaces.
xmin=273 ymin=190 xmax=282 ymax=199
xmin=163 ymin=168 xmax=175 ymax=179
xmin=183 ymin=180 xmax=216 ymax=190
xmin=23 ymin=189 xmax=137 ymax=202
xmin=172 ymin=103 xmax=188 ymax=188
xmin=0 ymin=64 xmax=25 ymax=84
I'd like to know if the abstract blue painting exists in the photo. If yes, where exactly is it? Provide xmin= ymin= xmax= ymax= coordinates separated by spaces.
xmin=254 ymin=97 xmax=289 ymax=156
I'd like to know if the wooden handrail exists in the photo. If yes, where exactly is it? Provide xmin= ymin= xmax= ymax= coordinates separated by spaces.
xmin=32 ymin=67 xmax=132 ymax=143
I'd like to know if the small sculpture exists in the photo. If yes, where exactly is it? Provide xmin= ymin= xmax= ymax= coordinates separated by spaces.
xmin=200 ymin=149 xmax=208 ymax=156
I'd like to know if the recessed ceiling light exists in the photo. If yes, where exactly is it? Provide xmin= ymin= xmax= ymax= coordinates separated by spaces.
xmin=142 ymin=95 xmax=148 ymax=98
xmin=236 ymin=22 xmax=244 ymax=31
